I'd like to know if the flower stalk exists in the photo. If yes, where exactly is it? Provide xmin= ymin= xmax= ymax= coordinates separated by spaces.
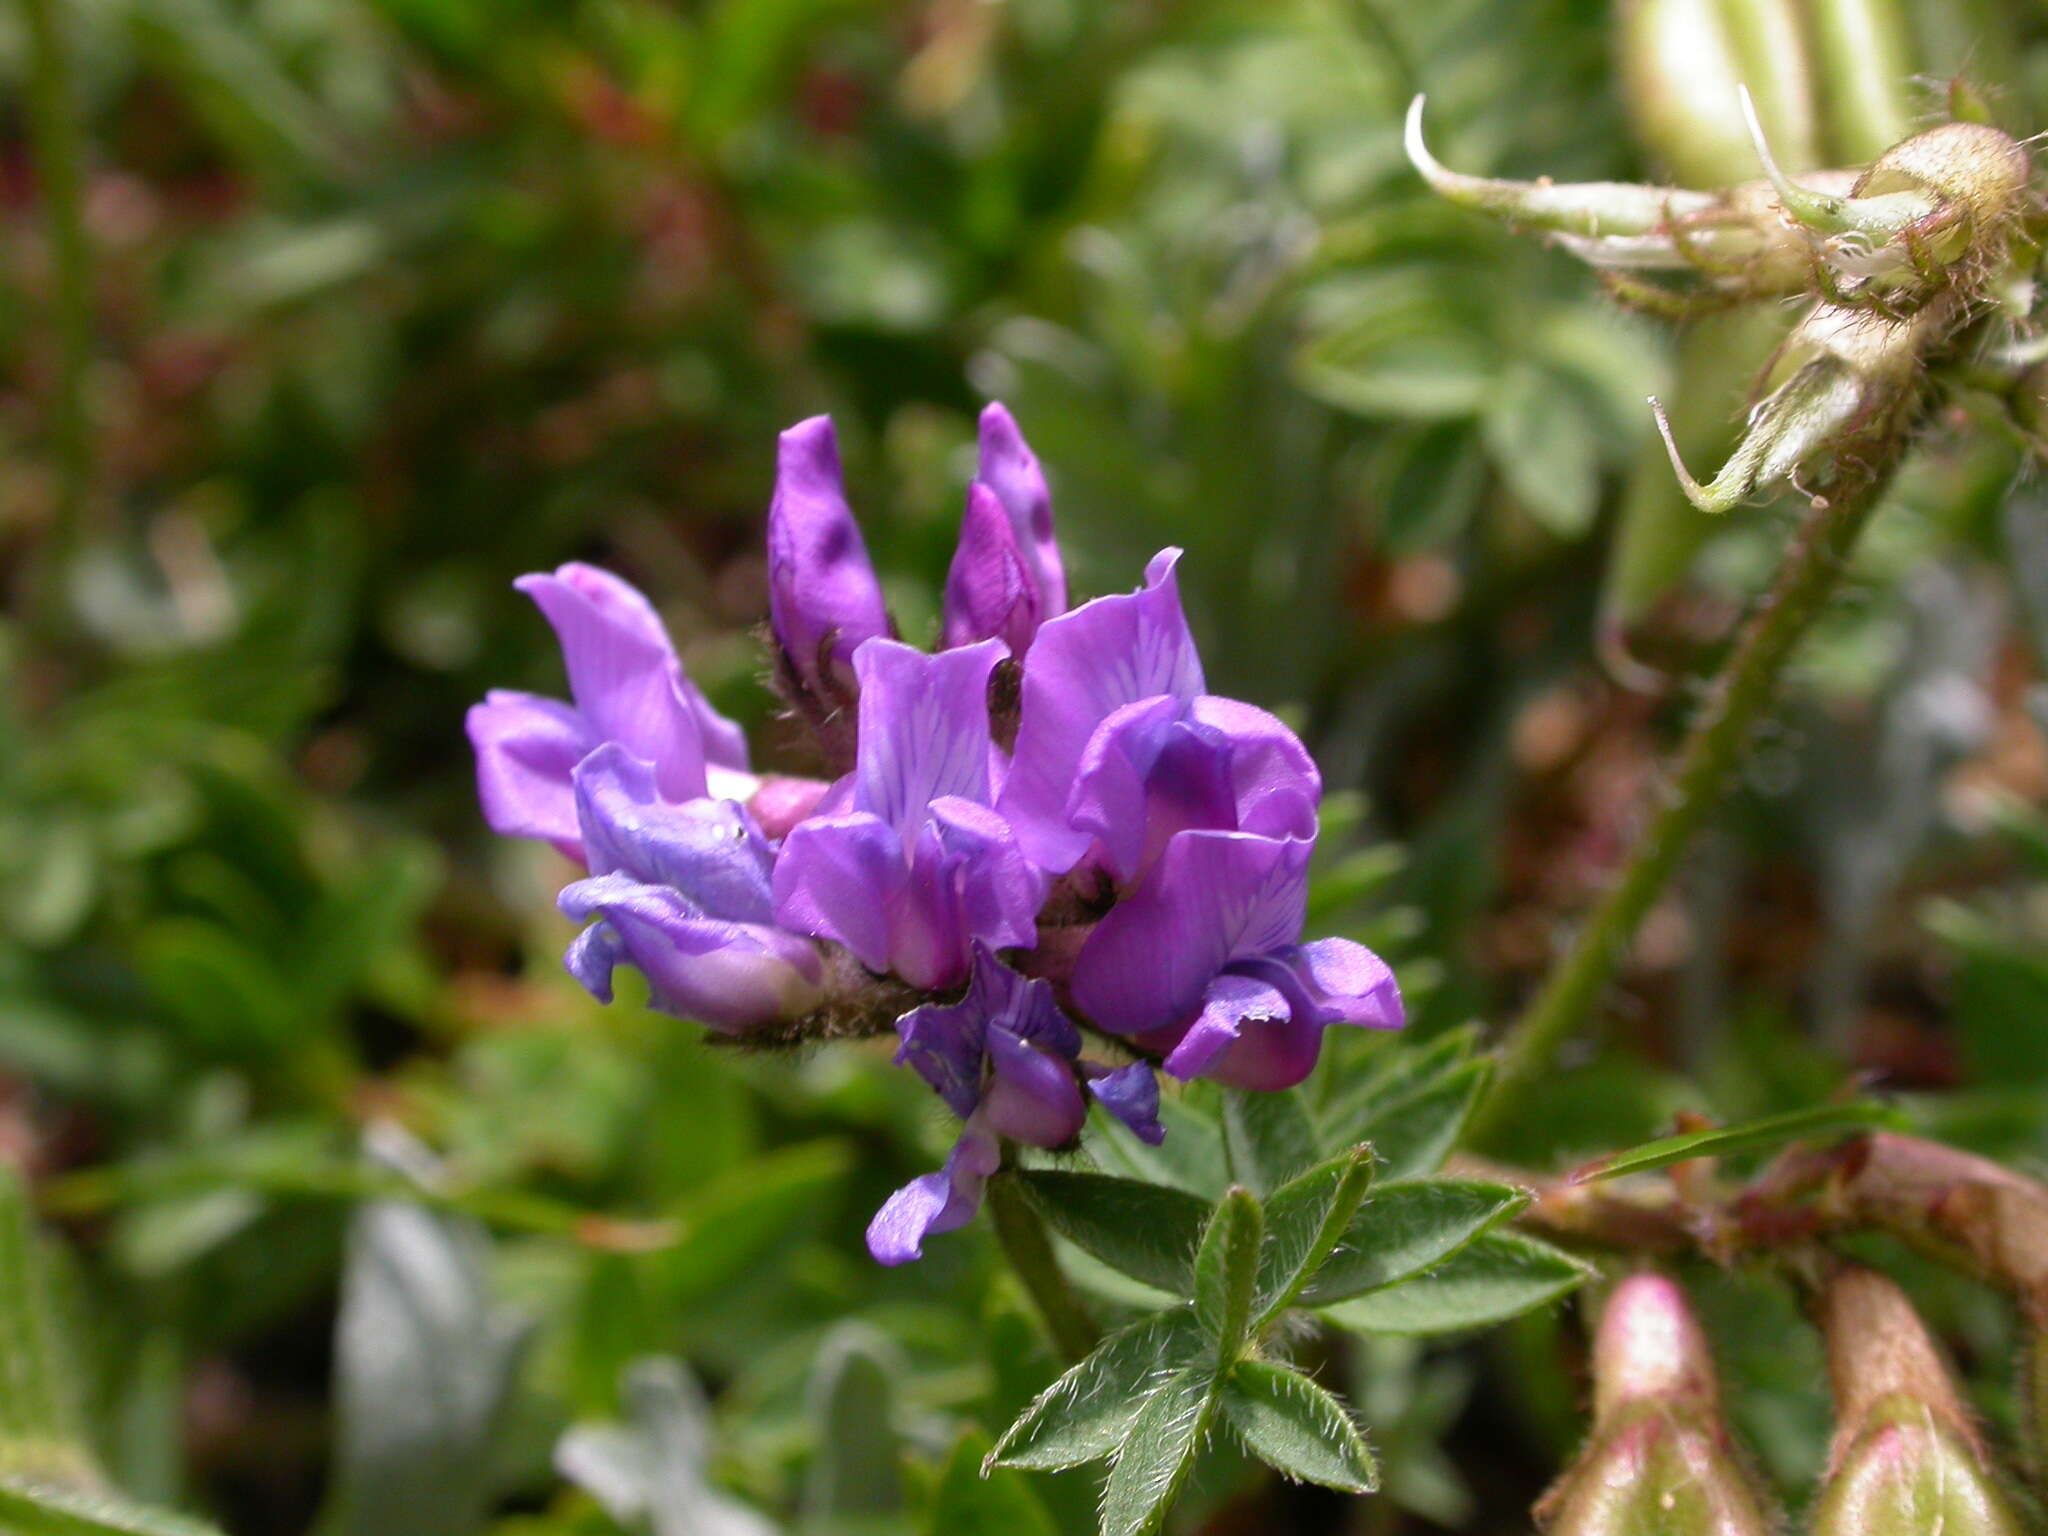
xmin=986 ymin=1173 xmax=1098 ymax=1363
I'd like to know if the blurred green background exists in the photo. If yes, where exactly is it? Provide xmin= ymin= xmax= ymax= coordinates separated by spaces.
xmin=7 ymin=0 xmax=2048 ymax=1531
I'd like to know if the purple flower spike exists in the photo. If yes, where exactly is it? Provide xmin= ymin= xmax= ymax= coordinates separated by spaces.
xmin=773 ymin=639 xmax=1041 ymax=989
xmin=999 ymin=549 xmax=1205 ymax=873
xmin=767 ymin=417 xmax=891 ymax=693
xmin=975 ymin=404 xmax=1066 ymax=618
xmin=557 ymin=746 xmax=823 ymax=1032
xmin=867 ymin=1121 xmax=1000 ymax=1266
xmin=468 ymin=563 xmax=750 ymax=860
xmin=896 ymin=945 xmax=1085 ymax=1146
xmin=942 ymin=481 xmax=1042 ymax=655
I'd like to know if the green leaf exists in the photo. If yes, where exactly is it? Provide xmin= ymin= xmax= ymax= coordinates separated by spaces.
xmin=1571 ymin=1101 xmax=1904 ymax=1183
xmin=1254 ymin=1146 xmax=1377 ymax=1322
xmin=802 ymin=1326 xmax=905 ymax=1521
xmin=651 ymin=1140 xmax=851 ymax=1308
xmin=318 ymin=1139 xmax=528 ymax=1536
xmin=1194 ymin=1189 xmax=1263 ymax=1361
xmin=1322 ymin=1043 xmax=1491 ymax=1182
xmin=1481 ymin=361 xmax=1602 ymax=538
xmin=1320 ymin=1233 xmax=1591 ymax=1336
xmin=1220 ymin=1362 xmax=1378 ymax=1494
xmin=1221 ymin=1090 xmax=1319 ymax=1195
xmin=1013 ymin=1172 xmax=1208 ymax=1294
xmin=1300 ymin=1180 xmax=1529 ymax=1306
xmin=1099 ymin=1370 xmax=1212 ymax=1536
xmin=0 ymin=1477 xmax=226 ymax=1536
xmin=987 ymin=1310 xmax=1203 ymax=1472
xmin=555 ymin=1358 xmax=775 ymax=1536
xmin=1085 ymin=1093 xmax=1227 ymax=1198
xmin=925 ymin=1430 xmax=1057 ymax=1536
xmin=0 ymin=1166 xmax=89 ymax=1484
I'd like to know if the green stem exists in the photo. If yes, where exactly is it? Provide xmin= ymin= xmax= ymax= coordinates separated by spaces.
xmin=21 ymin=0 xmax=93 ymax=639
xmin=987 ymin=1175 xmax=1098 ymax=1363
xmin=1468 ymin=458 xmax=1898 ymax=1149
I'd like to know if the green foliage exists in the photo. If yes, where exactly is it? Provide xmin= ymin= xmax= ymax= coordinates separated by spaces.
xmin=6 ymin=0 xmax=2048 ymax=1531
xmin=990 ymin=1028 xmax=1575 ymax=1532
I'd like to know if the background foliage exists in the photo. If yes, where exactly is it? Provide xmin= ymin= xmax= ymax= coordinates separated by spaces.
xmin=5 ymin=0 xmax=2048 ymax=1531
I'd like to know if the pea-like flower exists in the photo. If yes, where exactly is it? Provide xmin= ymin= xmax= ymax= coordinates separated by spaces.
xmin=467 ymin=563 xmax=752 ymax=861
xmin=558 ymin=745 xmax=824 ymax=1032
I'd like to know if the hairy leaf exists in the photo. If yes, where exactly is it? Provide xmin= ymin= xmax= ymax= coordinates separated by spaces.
xmin=1099 ymin=1370 xmax=1212 ymax=1536
xmin=1319 ymin=1232 xmax=1590 ymax=1336
xmin=1221 ymin=1089 xmax=1319 ymax=1195
xmin=1194 ymin=1189 xmax=1263 ymax=1361
xmin=1300 ymin=1180 xmax=1528 ymax=1306
xmin=987 ymin=1310 xmax=1204 ymax=1472
xmin=1221 ymin=1362 xmax=1378 ymax=1494
xmin=1013 ymin=1172 xmax=1208 ymax=1293
xmin=1254 ymin=1146 xmax=1377 ymax=1321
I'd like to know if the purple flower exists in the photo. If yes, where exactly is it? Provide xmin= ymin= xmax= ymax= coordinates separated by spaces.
xmin=766 ymin=417 xmax=891 ymax=695
xmin=1071 ymin=830 xmax=1401 ymax=1090
xmin=467 ymin=564 xmax=749 ymax=861
xmin=772 ymin=638 xmax=1042 ymax=990
xmin=871 ymin=947 xmax=1164 ymax=1265
xmin=897 ymin=946 xmax=1085 ymax=1147
xmin=977 ymin=404 xmax=1064 ymax=613
xmin=993 ymin=542 xmax=1396 ymax=1088
xmin=941 ymin=482 xmax=1043 ymax=656
xmin=558 ymin=745 xmax=823 ymax=1032
xmin=866 ymin=1120 xmax=1000 ymax=1268
xmin=998 ymin=549 xmax=1206 ymax=873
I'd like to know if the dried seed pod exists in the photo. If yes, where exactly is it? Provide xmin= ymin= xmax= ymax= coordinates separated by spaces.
xmin=1811 ymin=1266 xmax=2026 ymax=1536
xmin=1652 ymin=294 xmax=1953 ymax=512
xmin=1537 ymin=1275 xmax=1774 ymax=1535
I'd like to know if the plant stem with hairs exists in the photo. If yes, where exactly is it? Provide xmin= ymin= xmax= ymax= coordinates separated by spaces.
xmin=22 ymin=0 xmax=93 ymax=641
xmin=986 ymin=1173 xmax=1098 ymax=1363
xmin=1468 ymin=445 xmax=1902 ymax=1148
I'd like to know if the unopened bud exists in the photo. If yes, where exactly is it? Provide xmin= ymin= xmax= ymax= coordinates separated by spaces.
xmin=1538 ymin=1275 xmax=1773 ymax=1535
xmin=1812 ymin=1266 xmax=2025 ymax=1536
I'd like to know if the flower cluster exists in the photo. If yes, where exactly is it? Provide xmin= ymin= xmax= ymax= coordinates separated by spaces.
xmin=469 ymin=406 xmax=1402 ymax=1263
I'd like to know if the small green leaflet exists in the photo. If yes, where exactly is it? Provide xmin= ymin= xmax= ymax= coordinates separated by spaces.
xmin=1220 ymin=1362 xmax=1378 ymax=1494
xmin=1319 ymin=1232 xmax=1590 ymax=1336
xmin=986 ymin=1310 xmax=1205 ymax=1473
xmin=0 ymin=1477 xmax=227 ymax=1536
xmin=1193 ymin=1190 xmax=1262 ymax=1362
xmin=1098 ymin=1370 xmax=1211 ymax=1536
xmin=1569 ymin=1100 xmax=1905 ymax=1183
xmin=1011 ymin=1172 xmax=1209 ymax=1294
xmin=1299 ymin=1179 xmax=1527 ymax=1306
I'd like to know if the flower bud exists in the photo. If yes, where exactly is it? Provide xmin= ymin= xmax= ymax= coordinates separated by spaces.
xmin=767 ymin=416 xmax=893 ymax=763
xmin=1811 ymin=1266 xmax=2025 ymax=1536
xmin=1537 ymin=1275 xmax=1773 ymax=1535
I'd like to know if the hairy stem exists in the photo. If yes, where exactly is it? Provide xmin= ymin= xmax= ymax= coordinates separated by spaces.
xmin=21 ymin=0 xmax=93 ymax=639
xmin=1469 ymin=452 xmax=1901 ymax=1149
xmin=986 ymin=1174 xmax=1098 ymax=1363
